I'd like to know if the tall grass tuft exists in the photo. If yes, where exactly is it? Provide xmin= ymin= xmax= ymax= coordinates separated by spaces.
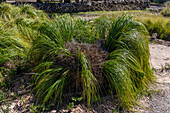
xmin=103 ymin=14 xmax=154 ymax=108
xmin=0 ymin=3 xmax=47 ymax=85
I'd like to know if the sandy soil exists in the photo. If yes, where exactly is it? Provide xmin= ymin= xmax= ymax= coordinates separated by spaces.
xmin=134 ymin=43 xmax=170 ymax=113
xmin=150 ymin=43 xmax=170 ymax=69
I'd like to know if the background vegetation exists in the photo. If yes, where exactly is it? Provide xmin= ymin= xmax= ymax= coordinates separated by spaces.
xmin=80 ymin=10 xmax=170 ymax=41
xmin=161 ymin=1 xmax=170 ymax=17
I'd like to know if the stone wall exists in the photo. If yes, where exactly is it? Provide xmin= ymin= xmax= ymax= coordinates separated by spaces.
xmin=150 ymin=0 xmax=168 ymax=3
xmin=8 ymin=0 xmax=150 ymax=13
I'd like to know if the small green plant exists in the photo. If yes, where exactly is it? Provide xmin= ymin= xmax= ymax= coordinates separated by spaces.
xmin=165 ymin=63 xmax=170 ymax=70
xmin=0 ymin=91 xmax=7 ymax=105
xmin=152 ymin=67 xmax=157 ymax=73
xmin=66 ymin=96 xmax=83 ymax=110
xmin=30 ymin=103 xmax=38 ymax=113
xmin=0 ymin=90 xmax=11 ymax=113
xmin=67 ymin=102 xmax=74 ymax=110
xmin=29 ymin=103 xmax=55 ymax=112
xmin=160 ymin=63 xmax=170 ymax=72
xmin=72 ymin=96 xmax=83 ymax=102
xmin=112 ymin=109 xmax=118 ymax=113
xmin=13 ymin=92 xmax=19 ymax=99
xmin=0 ymin=103 xmax=10 ymax=113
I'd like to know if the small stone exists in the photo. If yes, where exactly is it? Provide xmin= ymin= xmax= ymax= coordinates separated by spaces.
xmin=11 ymin=92 xmax=14 ymax=96
xmin=51 ymin=110 xmax=57 ymax=113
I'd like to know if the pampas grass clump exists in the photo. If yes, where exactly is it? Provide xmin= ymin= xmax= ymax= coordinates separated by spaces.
xmin=0 ymin=3 xmax=154 ymax=109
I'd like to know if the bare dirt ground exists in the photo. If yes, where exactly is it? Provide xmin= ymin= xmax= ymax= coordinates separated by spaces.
xmin=0 ymin=42 xmax=169 ymax=113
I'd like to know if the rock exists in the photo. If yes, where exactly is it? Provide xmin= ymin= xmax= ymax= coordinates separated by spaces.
xmin=51 ymin=110 xmax=57 ymax=113
xmin=11 ymin=1 xmax=150 ymax=13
